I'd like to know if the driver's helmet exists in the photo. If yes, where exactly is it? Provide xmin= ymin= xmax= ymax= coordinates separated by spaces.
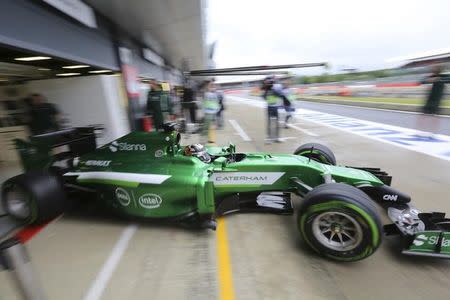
xmin=184 ymin=144 xmax=211 ymax=163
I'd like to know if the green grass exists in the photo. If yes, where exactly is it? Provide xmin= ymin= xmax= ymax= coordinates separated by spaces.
xmin=300 ymin=95 xmax=450 ymax=107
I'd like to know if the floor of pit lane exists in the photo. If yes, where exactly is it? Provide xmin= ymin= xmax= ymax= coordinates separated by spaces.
xmin=1 ymin=96 xmax=450 ymax=300
xmin=241 ymin=94 xmax=450 ymax=135
xmin=299 ymin=100 xmax=450 ymax=135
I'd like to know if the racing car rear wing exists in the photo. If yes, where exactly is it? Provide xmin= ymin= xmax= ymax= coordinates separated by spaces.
xmin=15 ymin=126 xmax=101 ymax=172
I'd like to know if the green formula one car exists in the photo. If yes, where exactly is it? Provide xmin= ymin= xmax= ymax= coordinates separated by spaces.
xmin=2 ymin=123 xmax=450 ymax=261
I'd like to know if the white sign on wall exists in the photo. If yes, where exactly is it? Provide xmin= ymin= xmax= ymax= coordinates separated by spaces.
xmin=44 ymin=0 xmax=97 ymax=28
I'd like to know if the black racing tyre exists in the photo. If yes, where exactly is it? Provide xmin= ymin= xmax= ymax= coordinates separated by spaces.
xmin=1 ymin=171 xmax=66 ymax=225
xmin=297 ymin=183 xmax=382 ymax=262
xmin=294 ymin=143 xmax=336 ymax=165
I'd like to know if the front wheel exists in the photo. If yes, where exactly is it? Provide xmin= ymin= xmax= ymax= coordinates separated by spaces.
xmin=294 ymin=143 xmax=336 ymax=165
xmin=297 ymin=183 xmax=382 ymax=262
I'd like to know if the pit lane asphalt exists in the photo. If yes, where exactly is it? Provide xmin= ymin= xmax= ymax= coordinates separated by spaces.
xmin=241 ymin=94 xmax=450 ymax=135
xmin=1 ymin=97 xmax=450 ymax=300
xmin=298 ymin=100 xmax=450 ymax=135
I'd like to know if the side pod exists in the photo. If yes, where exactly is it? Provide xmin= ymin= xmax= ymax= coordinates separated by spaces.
xmin=215 ymin=192 xmax=294 ymax=216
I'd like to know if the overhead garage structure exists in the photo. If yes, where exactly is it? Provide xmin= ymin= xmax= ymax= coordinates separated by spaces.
xmin=0 ymin=0 xmax=207 ymax=81
xmin=85 ymin=0 xmax=207 ymax=71
xmin=0 ymin=0 xmax=120 ymax=72
xmin=0 ymin=0 xmax=207 ymax=166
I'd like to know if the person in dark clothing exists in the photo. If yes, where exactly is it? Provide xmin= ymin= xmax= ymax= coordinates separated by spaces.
xmin=147 ymin=80 xmax=163 ymax=130
xmin=28 ymin=94 xmax=60 ymax=135
xmin=216 ymin=89 xmax=225 ymax=129
xmin=417 ymin=65 xmax=450 ymax=135
xmin=147 ymin=79 xmax=172 ymax=130
xmin=261 ymin=76 xmax=289 ymax=143
xmin=422 ymin=65 xmax=449 ymax=114
xmin=181 ymin=86 xmax=197 ymax=123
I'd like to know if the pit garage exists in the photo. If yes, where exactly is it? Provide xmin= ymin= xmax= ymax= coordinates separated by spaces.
xmin=0 ymin=0 xmax=125 ymax=182
xmin=0 ymin=1 xmax=206 ymax=297
xmin=0 ymin=0 xmax=200 ymax=181
xmin=0 ymin=46 xmax=130 ymax=181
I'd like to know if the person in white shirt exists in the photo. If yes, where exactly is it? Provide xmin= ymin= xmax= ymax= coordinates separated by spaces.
xmin=201 ymin=80 xmax=220 ymax=143
xmin=282 ymin=79 xmax=296 ymax=128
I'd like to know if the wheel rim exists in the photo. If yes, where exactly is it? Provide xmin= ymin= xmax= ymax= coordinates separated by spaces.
xmin=312 ymin=211 xmax=363 ymax=251
xmin=5 ymin=188 xmax=31 ymax=220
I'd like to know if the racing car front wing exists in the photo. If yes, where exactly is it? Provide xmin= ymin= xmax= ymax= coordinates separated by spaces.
xmin=385 ymin=205 xmax=450 ymax=258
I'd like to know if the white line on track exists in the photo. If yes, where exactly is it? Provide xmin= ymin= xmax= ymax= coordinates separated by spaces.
xmin=300 ymin=100 xmax=450 ymax=118
xmin=286 ymin=123 xmax=319 ymax=137
xmin=84 ymin=224 xmax=138 ymax=300
xmin=228 ymin=119 xmax=252 ymax=141
xmin=278 ymin=136 xmax=297 ymax=141
xmin=298 ymin=111 xmax=450 ymax=161
xmin=227 ymin=94 xmax=450 ymax=161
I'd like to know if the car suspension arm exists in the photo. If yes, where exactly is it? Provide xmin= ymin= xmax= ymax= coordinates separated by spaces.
xmin=290 ymin=177 xmax=312 ymax=197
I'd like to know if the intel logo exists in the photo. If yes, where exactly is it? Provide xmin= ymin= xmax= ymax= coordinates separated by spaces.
xmin=138 ymin=194 xmax=162 ymax=209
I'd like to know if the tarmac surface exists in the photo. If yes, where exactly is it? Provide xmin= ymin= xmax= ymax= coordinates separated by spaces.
xmin=298 ymin=100 xmax=450 ymax=135
xmin=1 ymin=94 xmax=450 ymax=300
xmin=244 ymin=93 xmax=450 ymax=135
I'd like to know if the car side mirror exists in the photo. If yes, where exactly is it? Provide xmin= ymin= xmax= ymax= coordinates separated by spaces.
xmin=227 ymin=143 xmax=236 ymax=154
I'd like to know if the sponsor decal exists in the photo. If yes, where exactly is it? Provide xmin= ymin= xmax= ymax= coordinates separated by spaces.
xmin=115 ymin=187 xmax=131 ymax=206
xmin=383 ymin=194 xmax=398 ymax=202
xmin=210 ymin=172 xmax=284 ymax=185
xmin=442 ymin=233 xmax=450 ymax=254
xmin=109 ymin=141 xmax=146 ymax=152
xmin=138 ymin=193 xmax=162 ymax=209
xmin=412 ymin=234 xmax=430 ymax=246
xmin=154 ymin=149 xmax=164 ymax=158
xmin=109 ymin=141 xmax=119 ymax=152
xmin=409 ymin=231 xmax=450 ymax=254
xmin=85 ymin=160 xmax=111 ymax=167
xmin=443 ymin=238 xmax=450 ymax=247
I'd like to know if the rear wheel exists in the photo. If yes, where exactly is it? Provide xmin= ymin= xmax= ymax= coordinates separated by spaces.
xmin=297 ymin=183 xmax=382 ymax=262
xmin=294 ymin=143 xmax=336 ymax=165
xmin=1 ymin=171 xmax=66 ymax=225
